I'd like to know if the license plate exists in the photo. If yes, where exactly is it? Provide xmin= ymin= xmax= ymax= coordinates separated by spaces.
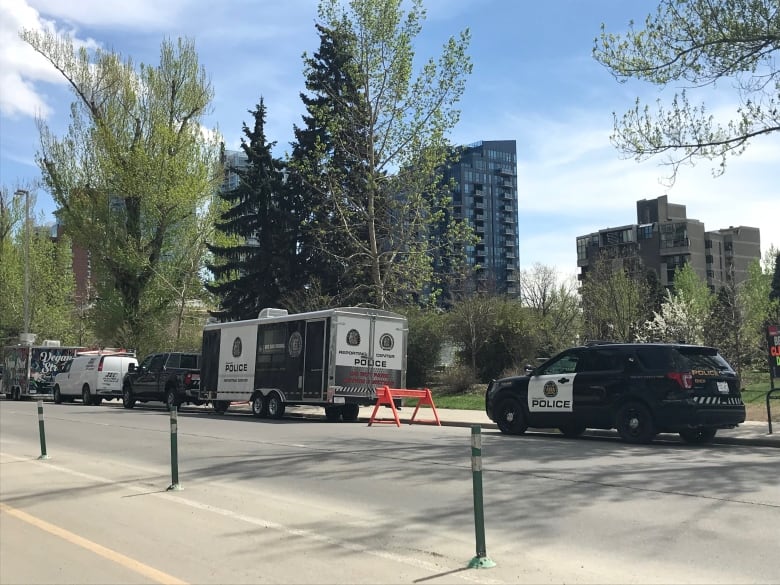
xmin=717 ymin=381 xmax=729 ymax=394
xmin=333 ymin=396 xmax=345 ymax=404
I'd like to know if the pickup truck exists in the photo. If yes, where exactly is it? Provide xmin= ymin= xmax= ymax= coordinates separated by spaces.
xmin=122 ymin=352 xmax=200 ymax=410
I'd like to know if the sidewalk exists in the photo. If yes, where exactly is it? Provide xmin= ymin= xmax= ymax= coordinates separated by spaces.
xmin=286 ymin=404 xmax=780 ymax=448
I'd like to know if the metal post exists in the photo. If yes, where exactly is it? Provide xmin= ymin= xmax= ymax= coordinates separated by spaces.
xmin=167 ymin=406 xmax=182 ymax=491
xmin=36 ymin=400 xmax=49 ymax=460
xmin=468 ymin=425 xmax=495 ymax=569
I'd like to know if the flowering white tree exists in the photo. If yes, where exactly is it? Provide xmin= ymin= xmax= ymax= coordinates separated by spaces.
xmin=637 ymin=289 xmax=706 ymax=345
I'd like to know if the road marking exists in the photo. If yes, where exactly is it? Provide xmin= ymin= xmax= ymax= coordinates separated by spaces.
xmin=0 ymin=501 xmax=188 ymax=585
xmin=0 ymin=451 xmax=503 ymax=584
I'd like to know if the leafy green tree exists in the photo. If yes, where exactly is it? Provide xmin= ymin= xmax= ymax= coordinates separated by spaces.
xmin=0 ymin=188 xmax=25 ymax=343
xmin=706 ymin=280 xmax=751 ymax=380
xmin=401 ymin=307 xmax=447 ymax=388
xmin=291 ymin=0 xmax=473 ymax=308
xmin=594 ymin=0 xmax=780 ymax=179
xmin=770 ymin=252 xmax=780 ymax=304
xmin=207 ymin=100 xmax=301 ymax=320
xmin=22 ymin=31 xmax=222 ymax=348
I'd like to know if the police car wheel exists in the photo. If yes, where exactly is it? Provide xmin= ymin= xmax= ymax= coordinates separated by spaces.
xmin=616 ymin=402 xmax=656 ymax=444
xmin=558 ymin=422 xmax=586 ymax=438
xmin=495 ymin=397 xmax=527 ymax=435
xmin=679 ymin=428 xmax=717 ymax=444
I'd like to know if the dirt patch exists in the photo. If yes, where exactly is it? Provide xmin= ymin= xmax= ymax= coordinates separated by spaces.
xmin=746 ymin=401 xmax=780 ymax=423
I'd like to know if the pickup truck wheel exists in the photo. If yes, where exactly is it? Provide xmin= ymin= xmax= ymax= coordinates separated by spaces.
xmin=166 ymin=389 xmax=179 ymax=411
xmin=495 ymin=397 xmax=528 ymax=435
xmin=615 ymin=402 xmax=656 ymax=444
xmin=82 ymin=385 xmax=92 ymax=406
xmin=122 ymin=387 xmax=136 ymax=409
xmin=213 ymin=400 xmax=230 ymax=415
xmin=679 ymin=428 xmax=717 ymax=444
xmin=266 ymin=393 xmax=285 ymax=419
xmin=342 ymin=403 xmax=360 ymax=422
xmin=53 ymin=386 xmax=62 ymax=404
xmin=250 ymin=394 xmax=265 ymax=417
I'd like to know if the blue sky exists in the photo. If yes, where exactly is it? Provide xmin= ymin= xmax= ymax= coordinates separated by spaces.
xmin=1 ymin=0 xmax=777 ymax=280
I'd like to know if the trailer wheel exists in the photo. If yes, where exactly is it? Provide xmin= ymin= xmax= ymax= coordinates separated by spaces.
xmin=266 ymin=393 xmax=285 ymax=419
xmin=325 ymin=406 xmax=342 ymax=422
xmin=250 ymin=393 xmax=266 ymax=418
xmin=213 ymin=400 xmax=230 ymax=415
xmin=342 ymin=403 xmax=360 ymax=422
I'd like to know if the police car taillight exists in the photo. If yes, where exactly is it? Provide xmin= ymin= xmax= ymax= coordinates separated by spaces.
xmin=667 ymin=371 xmax=693 ymax=389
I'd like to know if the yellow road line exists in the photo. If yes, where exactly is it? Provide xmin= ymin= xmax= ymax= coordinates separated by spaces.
xmin=0 ymin=502 xmax=188 ymax=585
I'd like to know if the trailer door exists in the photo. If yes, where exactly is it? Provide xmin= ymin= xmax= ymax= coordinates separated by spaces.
xmin=303 ymin=319 xmax=326 ymax=399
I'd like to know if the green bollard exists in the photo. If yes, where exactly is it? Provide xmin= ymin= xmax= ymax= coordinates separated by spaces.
xmin=167 ymin=405 xmax=182 ymax=491
xmin=36 ymin=400 xmax=49 ymax=460
xmin=468 ymin=425 xmax=495 ymax=568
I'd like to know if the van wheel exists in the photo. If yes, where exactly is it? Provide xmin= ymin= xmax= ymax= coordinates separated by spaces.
xmin=250 ymin=394 xmax=265 ymax=418
xmin=616 ymin=402 xmax=656 ymax=444
xmin=82 ymin=385 xmax=92 ymax=406
xmin=53 ymin=386 xmax=63 ymax=404
xmin=495 ymin=397 xmax=528 ymax=435
xmin=122 ymin=386 xmax=136 ymax=409
xmin=679 ymin=428 xmax=717 ymax=444
xmin=213 ymin=400 xmax=230 ymax=415
xmin=13 ymin=388 xmax=21 ymax=401
xmin=266 ymin=393 xmax=285 ymax=419
xmin=342 ymin=403 xmax=360 ymax=422
xmin=166 ymin=389 xmax=179 ymax=411
xmin=558 ymin=422 xmax=586 ymax=438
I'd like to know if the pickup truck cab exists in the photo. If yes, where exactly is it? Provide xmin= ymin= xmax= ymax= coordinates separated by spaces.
xmin=122 ymin=352 xmax=200 ymax=410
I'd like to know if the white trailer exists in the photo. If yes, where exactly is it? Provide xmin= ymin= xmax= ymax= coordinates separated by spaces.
xmin=199 ymin=307 xmax=407 ymax=421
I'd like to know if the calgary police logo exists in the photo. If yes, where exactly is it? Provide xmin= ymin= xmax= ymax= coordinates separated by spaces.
xmin=288 ymin=331 xmax=303 ymax=358
xmin=346 ymin=329 xmax=361 ymax=346
xmin=543 ymin=381 xmax=558 ymax=398
xmin=232 ymin=337 xmax=242 ymax=358
xmin=379 ymin=333 xmax=394 ymax=351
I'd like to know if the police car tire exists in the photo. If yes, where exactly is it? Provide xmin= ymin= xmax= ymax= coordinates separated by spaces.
xmin=558 ymin=422 xmax=586 ymax=438
xmin=679 ymin=428 xmax=717 ymax=444
xmin=616 ymin=402 xmax=656 ymax=444
xmin=495 ymin=397 xmax=528 ymax=435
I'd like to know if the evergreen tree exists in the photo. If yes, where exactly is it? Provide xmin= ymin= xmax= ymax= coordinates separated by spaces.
xmin=206 ymin=99 xmax=299 ymax=321
xmin=290 ymin=0 xmax=473 ymax=308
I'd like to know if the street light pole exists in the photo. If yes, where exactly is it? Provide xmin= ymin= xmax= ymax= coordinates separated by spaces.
xmin=15 ymin=189 xmax=31 ymax=336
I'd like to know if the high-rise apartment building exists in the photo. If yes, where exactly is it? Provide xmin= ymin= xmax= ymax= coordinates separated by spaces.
xmin=440 ymin=140 xmax=520 ymax=296
xmin=577 ymin=195 xmax=760 ymax=290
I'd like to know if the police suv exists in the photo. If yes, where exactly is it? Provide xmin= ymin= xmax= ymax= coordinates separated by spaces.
xmin=485 ymin=342 xmax=746 ymax=444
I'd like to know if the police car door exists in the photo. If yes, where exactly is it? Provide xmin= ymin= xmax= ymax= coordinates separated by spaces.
xmin=527 ymin=350 xmax=580 ymax=426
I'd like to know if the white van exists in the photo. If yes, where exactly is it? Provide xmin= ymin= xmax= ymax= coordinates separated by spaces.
xmin=53 ymin=352 xmax=138 ymax=406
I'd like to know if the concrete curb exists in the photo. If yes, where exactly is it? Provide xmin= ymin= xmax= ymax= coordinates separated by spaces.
xmin=286 ymin=410 xmax=779 ymax=448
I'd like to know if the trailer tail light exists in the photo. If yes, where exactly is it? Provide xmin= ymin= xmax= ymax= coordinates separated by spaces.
xmin=667 ymin=371 xmax=693 ymax=389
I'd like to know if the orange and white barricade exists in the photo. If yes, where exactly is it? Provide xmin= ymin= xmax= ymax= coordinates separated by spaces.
xmin=368 ymin=386 xmax=441 ymax=427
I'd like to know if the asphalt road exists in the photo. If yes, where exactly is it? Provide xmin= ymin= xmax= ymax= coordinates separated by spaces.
xmin=1 ymin=399 xmax=779 ymax=584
